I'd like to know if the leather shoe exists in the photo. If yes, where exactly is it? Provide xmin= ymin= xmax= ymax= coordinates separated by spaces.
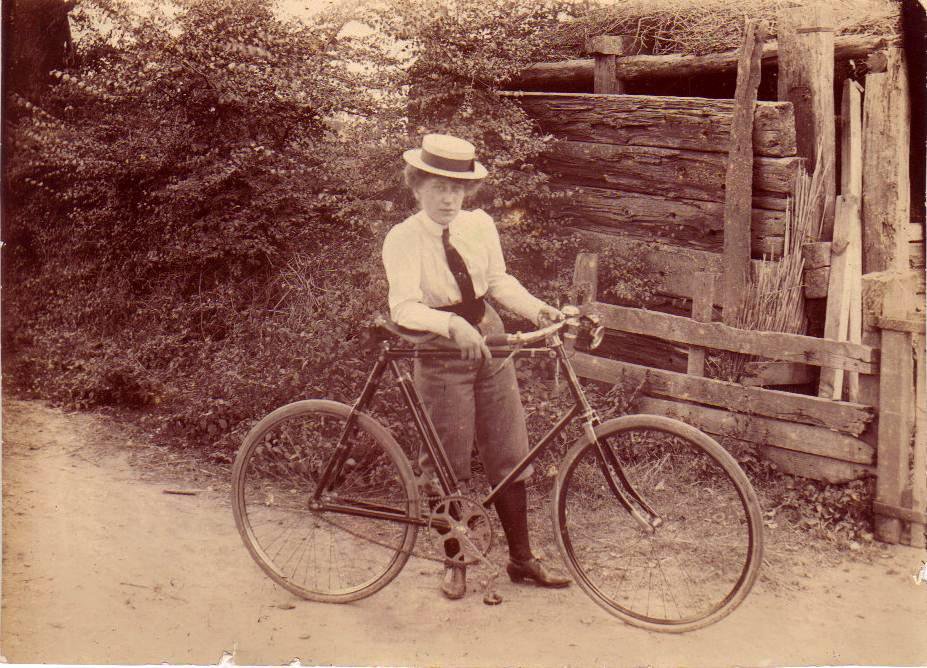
xmin=506 ymin=557 xmax=571 ymax=588
xmin=441 ymin=561 xmax=467 ymax=600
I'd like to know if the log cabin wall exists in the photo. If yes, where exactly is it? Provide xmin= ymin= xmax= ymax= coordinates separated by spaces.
xmin=513 ymin=92 xmax=798 ymax=260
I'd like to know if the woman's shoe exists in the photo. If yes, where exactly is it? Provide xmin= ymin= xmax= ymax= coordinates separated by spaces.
xmin=506 ymin=557 xmax=571 ymax=588
xmin=441 ymin=560 xmax=467 ymax=600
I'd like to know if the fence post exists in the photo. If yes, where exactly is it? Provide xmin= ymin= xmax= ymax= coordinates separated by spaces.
xmin=572 ymin=252 xmax=598 ymax=305
xmin=585 ymin=35 xmax=635 ymax=94
xmin=687 ymin=272 xmax=717 ymax=377
xmin=874 ymin=276 xmax=915 ymax=544
xmin=861 ymin=47 xmax=911 ymax=274
xmin=722 ymin=20 xmax=766 ymax=325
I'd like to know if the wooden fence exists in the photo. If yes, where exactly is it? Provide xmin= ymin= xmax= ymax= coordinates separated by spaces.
xmin=571 ymin=255 xmax=926 ymax=547
xmin=506 ymin=6 xmax=924 ymax=546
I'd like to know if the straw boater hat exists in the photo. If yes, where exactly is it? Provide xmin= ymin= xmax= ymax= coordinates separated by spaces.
xmin=403 ymin=133 xmax=488 ymax=180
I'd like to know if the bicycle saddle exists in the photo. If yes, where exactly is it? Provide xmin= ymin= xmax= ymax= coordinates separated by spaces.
xmin=370 ymin=314 xmax=438 ymax=345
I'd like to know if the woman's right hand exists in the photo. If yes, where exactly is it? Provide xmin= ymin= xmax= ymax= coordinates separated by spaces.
xmin=448 ymin=315 xmax=491 ymax=361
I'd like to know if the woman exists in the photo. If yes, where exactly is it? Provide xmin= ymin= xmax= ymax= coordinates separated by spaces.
xmin=381 ymin=133 xmax=571 ymax=600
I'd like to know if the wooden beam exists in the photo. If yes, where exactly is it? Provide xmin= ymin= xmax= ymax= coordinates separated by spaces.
xmin=509 ymin=34 xmax=897 ymax=90
xmin=687 ymin=272 xmax=717 ymax=376
xmin=777 ymin=3 xmax=836 ymax=239
xmin=586 ymin=301 xmax=878 ymax=373
xmin=508 ymin=92 xmax=797 ymax=158
xmin=723 ymin=20 xmax=766 ymax=324
xmin=637 ymin=396 xmax=874 ymax=465
xmin=555 ymin=185 xmax=784 ymax=256
xmin=804 ymin=266 xmax=830 ymax=299
xmin=573 ymin=351 xmax=874 ymax=434
xmin=544 ymin=141 xmax=798 ymax=203
xmin=819 ymin=195 xmax=860 ymax=398
xmin=874 ymin=277 xmax=915 ymax=543
xmin=862 ymin=47 xmax=912 ymax=273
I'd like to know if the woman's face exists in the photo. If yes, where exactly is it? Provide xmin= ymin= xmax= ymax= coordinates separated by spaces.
xmin=413 ymin=176 xmax=468 ymax=227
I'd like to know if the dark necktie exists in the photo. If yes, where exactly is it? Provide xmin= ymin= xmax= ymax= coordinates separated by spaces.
xmin=442 ymin=227 xmax=476 ymax=304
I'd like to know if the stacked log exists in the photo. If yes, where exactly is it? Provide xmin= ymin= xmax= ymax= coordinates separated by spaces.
xmin=508 ymin=93 xmax=797 ymax=259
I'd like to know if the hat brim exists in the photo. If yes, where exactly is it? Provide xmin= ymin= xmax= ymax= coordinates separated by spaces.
xmin=403 ymin=148 xmax=488 ymax=180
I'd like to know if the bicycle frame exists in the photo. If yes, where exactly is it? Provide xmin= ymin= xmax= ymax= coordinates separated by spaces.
xmin=312 ymin=333 xmax=662 ymax=531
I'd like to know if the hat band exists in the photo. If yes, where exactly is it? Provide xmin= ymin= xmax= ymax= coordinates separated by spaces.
xmin=421 ymin=149 xmax=475 ymax=173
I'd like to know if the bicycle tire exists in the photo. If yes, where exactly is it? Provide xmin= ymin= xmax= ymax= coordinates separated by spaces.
xmin=232 ymin=399 xmax=419 ymax=603
xmin=553 ymin=414 xmax=764 ymax=633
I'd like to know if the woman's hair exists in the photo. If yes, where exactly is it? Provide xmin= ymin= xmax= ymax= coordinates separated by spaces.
xmin=403 ymin=164 xmax=482 ymax=197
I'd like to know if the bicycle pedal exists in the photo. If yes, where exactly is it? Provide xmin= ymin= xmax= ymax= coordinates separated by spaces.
xmin=482 ymin=590 xmax=503 ymax=605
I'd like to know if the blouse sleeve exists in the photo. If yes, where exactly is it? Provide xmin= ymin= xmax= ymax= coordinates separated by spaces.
xmin=382 ymin=224 xmax=455 ymax=338
xmin=478 ymin=210 xmax=549 ymax=325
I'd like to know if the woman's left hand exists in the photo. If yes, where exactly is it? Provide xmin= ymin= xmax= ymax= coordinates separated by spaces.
xmin=537 ymin=305 xmax=565 ymax=327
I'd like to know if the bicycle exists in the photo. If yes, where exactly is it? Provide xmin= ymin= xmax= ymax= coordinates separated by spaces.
xmin=231 ymin=305 xmax=764 ymax=633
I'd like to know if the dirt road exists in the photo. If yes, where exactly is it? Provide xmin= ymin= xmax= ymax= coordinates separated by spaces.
xmin=3 ymin=399 xmax=927 ymax=666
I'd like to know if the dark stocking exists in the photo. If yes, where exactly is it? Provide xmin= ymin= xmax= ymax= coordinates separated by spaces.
xmin=493 ymin=480 xmax=533 ymax=562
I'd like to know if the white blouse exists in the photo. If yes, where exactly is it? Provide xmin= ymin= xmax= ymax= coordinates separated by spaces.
xmin=382 ymin=209 xmax=548 ymax=338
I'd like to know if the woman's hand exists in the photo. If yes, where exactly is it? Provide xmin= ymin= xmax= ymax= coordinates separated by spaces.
xmin=537 ymin=305 xmax=565 ymax=327
xmin=448 ymin=315 xmax=491 ymax=361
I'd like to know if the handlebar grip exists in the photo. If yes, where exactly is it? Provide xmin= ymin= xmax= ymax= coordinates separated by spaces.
xmin=484 ymin=334 xmax=510 ymax=347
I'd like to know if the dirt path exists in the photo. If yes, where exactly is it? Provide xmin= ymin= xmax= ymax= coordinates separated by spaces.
xmin=3 ymin=399 xmax=927 ymax=666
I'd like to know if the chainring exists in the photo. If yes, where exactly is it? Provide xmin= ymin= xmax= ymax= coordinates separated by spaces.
xmin=430 ymin=495 xmax=495 ymax=566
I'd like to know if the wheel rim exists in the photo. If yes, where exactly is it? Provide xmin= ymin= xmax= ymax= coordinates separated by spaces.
xmin=235 ymin=407 xmax=415 ymax=599
xmin=557 ymin=425 xmax=759 ymax=629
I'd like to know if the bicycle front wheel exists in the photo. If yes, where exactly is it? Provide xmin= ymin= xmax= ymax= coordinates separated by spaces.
xmin=232 ymin=400 xmax=419 ymax=603
xmin=554 ymin=415 xmax=763 ymax=633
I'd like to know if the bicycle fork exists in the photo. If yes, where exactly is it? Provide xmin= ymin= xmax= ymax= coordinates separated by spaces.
xmin=557 ymin=339 xmax=662 ymax=533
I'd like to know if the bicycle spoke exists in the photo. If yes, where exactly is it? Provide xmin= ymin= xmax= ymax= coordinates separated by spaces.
xmin=233 ymin=403 xmax=418 ymax=602
xmin=556 ymin=420 xmax=762 ymax=632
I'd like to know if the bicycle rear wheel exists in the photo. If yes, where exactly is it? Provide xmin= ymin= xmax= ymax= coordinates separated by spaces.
xmin=232 ymin=400 xmax=419 ymax=603
xmin=554 ymin=415 xmax=763 ymax=633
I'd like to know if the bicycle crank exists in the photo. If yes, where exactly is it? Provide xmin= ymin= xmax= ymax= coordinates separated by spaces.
xmin=429 ymin=495 xmax=494 ymax=566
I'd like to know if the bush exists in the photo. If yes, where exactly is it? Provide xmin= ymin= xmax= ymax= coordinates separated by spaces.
xmin=4 ymin=0 xmax=656 ymax=461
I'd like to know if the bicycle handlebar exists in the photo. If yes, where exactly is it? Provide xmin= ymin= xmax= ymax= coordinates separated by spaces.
xmin=374 ymin=305 xmax=603 ymax=351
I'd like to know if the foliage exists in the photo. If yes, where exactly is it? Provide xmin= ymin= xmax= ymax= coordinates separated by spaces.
xmin=3 ymin=0 xmax=655 ymax=468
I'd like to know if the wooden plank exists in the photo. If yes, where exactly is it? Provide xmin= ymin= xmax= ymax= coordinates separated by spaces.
xmin=510 ymin=34 xmax=897 ymax=90
xmin=874 ymin=317 xmax=926 ymax=334
xmin=874 ymin=277 xmax=915 ymax=543
xmin=840 ymin=79 xmax=864 ymax=198
xmin=843 ymin=78 xmax=864 ymax=402
xmin=777 ymin=3 xmax=836 ymax=239
xmin=741 ymin=361 xmax=815 ymax=387
xmin=588 ymin=301 xmax=879 ymax=373
xmin=761 ymin=448 xmax=873 ymax=484
xmin=862 ymin=47 xmax=912 ymax=273
xmin=912 ymin=336 xmax=927 ymax=547
xmin=555 ymin=185 xmax=784 ymax=256
xmin=543 ymin=141 xmax=798 ymax=203
xmin=819 ymin=196 xmax=859 ymax=398
xmin=637 ymin=396 xmax=874 ymax=465
xmin=573 ymin=351 xmax=874 ymax=434
xmin=723 ymin=20 xmax=766 ymax=325
xmin=687 ymin=272 xmax=716 ymax=376
xmin=872 ymin=501 xmax=927 ymax=525
xmin=572 ymin=252 xmax=598 ymax=304
xmin=510 ymin=93 xmax=797 ymax=157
